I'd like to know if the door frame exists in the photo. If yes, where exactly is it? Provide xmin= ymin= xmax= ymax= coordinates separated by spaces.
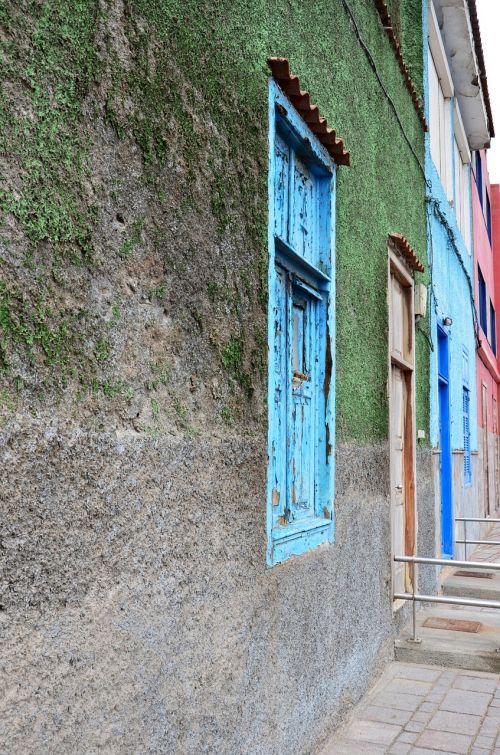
xmin=388 ymin=247 xmax=417 ymax=604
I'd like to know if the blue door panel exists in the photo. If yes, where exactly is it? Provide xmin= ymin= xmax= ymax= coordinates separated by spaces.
xmin=438 ymin=326 xmax=453 ymax=558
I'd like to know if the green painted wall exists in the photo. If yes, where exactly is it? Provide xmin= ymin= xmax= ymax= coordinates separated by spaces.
xmin=0 ymin=0 xmax=428 ymax=442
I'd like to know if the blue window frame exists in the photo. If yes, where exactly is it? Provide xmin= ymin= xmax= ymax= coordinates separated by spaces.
xmin=266 ymin=80 xmax=335 ymax=566
xmin=486 ymin=191 xmax=492 ymax=245
xmin=478 ymin=266 xmax=488 ymax=337
xmin=475 ymin=151 xmax=483 ymax=208
xmin=491 ymin=302 xmax=497 ymax=355
xmin=462 ymin=349 xmax=472 ymax=486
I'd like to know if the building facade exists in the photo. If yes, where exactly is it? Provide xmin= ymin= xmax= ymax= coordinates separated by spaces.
xmin=0 ymin=2 xmax=433 ymax=753
xmin=424 ymin=0 xmax=493 ymax=561
xmin=2 ymin=1 xmax=498 ymax=753
xmin=473 ymin=150 xmax=499 ymax=527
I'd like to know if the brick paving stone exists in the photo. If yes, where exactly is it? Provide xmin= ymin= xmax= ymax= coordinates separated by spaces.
xmin=491 ymin=698 xmax=500 ymax=707
xmin=425 ymin=692 xmax=445 ymax=703
xmin=410 ymin=748 xmax=456 ymax=755
xmin=376 ymin=691 xmax=423 ymax=712
xmin=343 ymin=718 xmax=401 ymax=746
xmin=415 ymin=729 xmax=473 ymax=754
xmin=478 ymin=720 xmax=500 ymax=737
xmin=453 ymin=675 xmax=497 ymax=694
xmin=474 ymin=734 xmax=495 ymax=748
xmin=362 ymin=705 xmax=412 ymax=726
xmin=440 ymin=688 xmax=491 ymax=716
xmin=426 ymin=710 xmax=482 ymax=736
xmin=388 ymin=743 xmax=411 ymax=755
xmin=321 ymin=737 xmax=386 ymax=754
xmin=389 ymin=678 xmax=433 ymax=696
xmin=470 ymin=749 xmax=490 ymax=755
xmin=418 ymin=702 xmax=438 ymax=713
xmin=404 ymin=720 xmax=425 ymax=733
xmin=393 ymin=666 xmax=442 ymax=683
xmin=411 ymin=711 xmax=432 ymax=724
xmin=440 ymin=671 xmax=457 ymax=681
xmin=398 ymin=731 xmax=418 ymax=744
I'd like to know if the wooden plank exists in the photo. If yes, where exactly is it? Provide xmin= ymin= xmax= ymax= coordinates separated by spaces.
xmin=454 ymin=570 xmax=494 ymax=579
xmin=423 ymin=617 xmax=482 ymax=633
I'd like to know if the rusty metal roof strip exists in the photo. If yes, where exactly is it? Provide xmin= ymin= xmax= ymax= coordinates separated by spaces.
xmin=373 ymin=0 xmax=428 ymax=131
xmin=267 ymin=58 xmax=350 ymax=167
xmin=389 ymin=232 xmax=425 ymax=273
xmin=466 ymin=0 xmax=495 ymax=138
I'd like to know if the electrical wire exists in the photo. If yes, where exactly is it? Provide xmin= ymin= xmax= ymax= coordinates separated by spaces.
xmin=340 ymin=0 xmax=430 ymax=186
xmin=341 ymin=0 xmax=479 ymax=349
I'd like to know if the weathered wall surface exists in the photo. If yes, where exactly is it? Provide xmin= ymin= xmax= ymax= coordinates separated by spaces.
xmin=0 ymin=1 xmax=429 ymax=752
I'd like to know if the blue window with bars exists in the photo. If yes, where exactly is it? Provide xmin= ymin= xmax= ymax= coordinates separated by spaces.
xmin=266 ymin=80 xmax=335 ymax=566
xmin=462 ymin=349 xmax=472 ymax=486
xmin=475 ymin=151 xmax=483 ymax=207
xmin=491 ymin=302 xmax=497 ymax=355
xmin=486 ymin=191 xmax=492 ymax=245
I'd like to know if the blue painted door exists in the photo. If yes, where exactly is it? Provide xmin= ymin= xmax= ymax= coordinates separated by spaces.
xmin=438 ymin=327 xmax=453 ymax=558
xmin=273 ymin=269 xmax=320 ymax=525
xmin=288 ymin=280 xmax=317 ymax=520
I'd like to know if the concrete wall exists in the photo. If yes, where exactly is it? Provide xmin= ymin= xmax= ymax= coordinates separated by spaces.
xmin=0 ymin=1 xmax=433 ymax=752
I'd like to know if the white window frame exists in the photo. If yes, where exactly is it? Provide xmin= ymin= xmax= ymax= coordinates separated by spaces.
xmin=428 ymin=0 xmax=453 ymax=200
xmin=454 ymin=104 xmax=471 ymax=251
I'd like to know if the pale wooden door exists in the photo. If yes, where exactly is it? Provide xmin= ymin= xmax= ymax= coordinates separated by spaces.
xmin=389 ymin=261 xmax=415 ymax=600
xmin=391 ymin=364 xmax=406 ymax=595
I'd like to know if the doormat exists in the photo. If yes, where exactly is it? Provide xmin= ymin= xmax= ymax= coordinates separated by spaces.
xmin=453 ymin=570 xmax=494 ymax=579
xmin=423 ymin=617 xmax=482 ymax=633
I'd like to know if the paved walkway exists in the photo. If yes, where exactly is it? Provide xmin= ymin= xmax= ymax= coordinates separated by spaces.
xmin=467 ymin=523 xmax=500 ymax=564
xmin=320 ymin=662 xmax=500 ymax=755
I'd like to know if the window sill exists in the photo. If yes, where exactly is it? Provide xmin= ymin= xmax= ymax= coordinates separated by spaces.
xmin=268 ymin=516 xmax=333 ymax=566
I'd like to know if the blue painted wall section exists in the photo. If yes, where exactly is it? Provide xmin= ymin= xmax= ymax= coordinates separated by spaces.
xmin=266 ymin=80 xmax=335 ymax=566
xmin=423 ymin=0 xmax=478 ymax=557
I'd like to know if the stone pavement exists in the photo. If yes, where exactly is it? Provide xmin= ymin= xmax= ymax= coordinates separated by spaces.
xmin=320 ymin=661 xmax=500 ymax=754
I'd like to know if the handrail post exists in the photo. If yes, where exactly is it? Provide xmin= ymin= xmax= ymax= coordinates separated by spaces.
xmin=408 ymin=560 xmax=422 ymax=644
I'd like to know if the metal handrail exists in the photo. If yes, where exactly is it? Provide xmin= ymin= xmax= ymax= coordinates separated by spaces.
xmin=456 ymin=517 xmax=500 ymax=522
xmin=395 ymin=555 xmax=500 ymax=570
xmin=455 ymin=517 xmax=500 ymax=559
xmin=394 ymin=554 xmax=500 ymax=643
xmin=457 ymin=539 xmax=500 ymax=546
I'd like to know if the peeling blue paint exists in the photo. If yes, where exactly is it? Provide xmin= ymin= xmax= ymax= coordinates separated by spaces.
xmin=266 ymin=80 xmax=335 ymax=567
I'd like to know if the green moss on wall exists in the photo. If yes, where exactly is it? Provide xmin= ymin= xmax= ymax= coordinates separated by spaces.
xmin=0 ymin=0 xmax=428 ymax=441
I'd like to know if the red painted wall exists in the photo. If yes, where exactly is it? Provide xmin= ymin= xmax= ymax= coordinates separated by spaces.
xmin=493 ymin=183 xmax=500 ymax=431
xmin=473 ymin=151 xmax=499 ymax=430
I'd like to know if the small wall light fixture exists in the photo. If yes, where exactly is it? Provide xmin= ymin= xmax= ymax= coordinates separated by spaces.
xmin=443 ymin=316 xmax=453 ymax=327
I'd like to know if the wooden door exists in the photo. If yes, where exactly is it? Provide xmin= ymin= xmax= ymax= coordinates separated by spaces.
xmin=391 ymin=364 xmax=406 ymax=594
xmin=389 ymin=256 xmax=416 ymax=600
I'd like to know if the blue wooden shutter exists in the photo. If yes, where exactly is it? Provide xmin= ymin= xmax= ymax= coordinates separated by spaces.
xmin=463 ymin=387 xmax=471 ymax=485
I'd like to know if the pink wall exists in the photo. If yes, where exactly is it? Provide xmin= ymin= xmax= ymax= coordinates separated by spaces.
xmin=473 ymin=151 xmax=498 ymax=429
xmin=493 ymin=183 xmax=500 ymax=430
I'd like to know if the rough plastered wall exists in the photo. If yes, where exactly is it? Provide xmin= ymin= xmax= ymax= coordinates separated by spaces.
xmin=0 ymin=1 xmax=429 ymax=753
